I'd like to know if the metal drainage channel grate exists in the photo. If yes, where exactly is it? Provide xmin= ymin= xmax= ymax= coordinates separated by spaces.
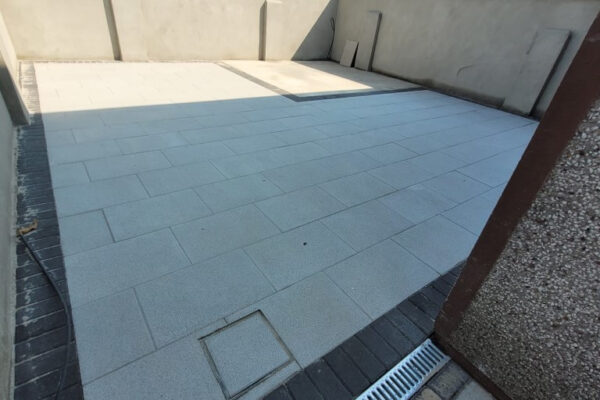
xmin=356 ymin=339 xmax=450 ymax=400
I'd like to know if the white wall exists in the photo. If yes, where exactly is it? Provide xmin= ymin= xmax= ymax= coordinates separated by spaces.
xmin=332 ymin=0 xmax=600 ymax=115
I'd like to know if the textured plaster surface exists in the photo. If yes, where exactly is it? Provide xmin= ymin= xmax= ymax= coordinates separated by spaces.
xmin=450 ymin=100 xmax=600 ymax=399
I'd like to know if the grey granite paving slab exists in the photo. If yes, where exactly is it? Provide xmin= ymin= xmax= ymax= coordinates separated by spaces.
xmin=235 ymin=273 xmax=370 ymax=367
xmin=257 ymin=187 xmax=345 ymax=231
xmin=180 ymin=125 xmax=242 ymax=145
xmin=360 ymin=143 xmax=417 ymax=164
xmin=263 ymin=151 xmax=380 ymax=192
xmin=195 ymin=174 xmax=282 ymax=213
xmin=72 ymin=123 xmax=143 ymax=143
xmin=172 ymin=205 xmax=280 ymax=263
xmin=355 ymin=10 xmax=381 ymax=71
xmin=50 ymin=162 xmax=89 ymax=188
xmin=117 ymin=132 xmax=188 ymax=154
xmin=65 ymin=229 xmax=190 ymax=307
xmin=54 ymin=175 xmax=148 ymax=217
xmin=369 ymin=160 xmax=436 ymax=189
xmin=104 ymin=189 xmax=212 ymax=241
xmin=393 ymin=216 xmax=477 ymax=274
xmin=458 ymin=148 xmax=524 ymax=186
xmin=272 ymin=126 xmax=330 ymax=145
xmin=407 ymin=151 xmax=467 ymax=175
xmin=322 ymin=200 xmax=412 ymax=251
xmin=73 ymin=290 xmax=155 ymax=383
xmin=326 ymin=240 xmax=437 ymax=318
xmin=503 ymin=28 xmax=570 ymax=114
xmin=83 ymin=336 xmax=224 ymax=400
xmin=442 ymin=193 xmax=498 ymax=235
xmin=204 ymin=313 xmax=290 ymax=396
xmin=45 ymin=129 xmax=76 ymax=147
xmin=163 ymin=142 xmax=235 ymax=166
xmin=136 ymin=250 xmax=275 ymax=347
xmin=245 ymin=222 xmax=355 ymax=290
xmin=421 ymin=171 xmax=490 ymax=203
xmin=319 ymin=172 xmax=395 ymax=207
xmin=48 ymin=140 xmax=121 ymax=165
xmin=85 ymin=151 xmax=171 ymax=180
xmin=212 ymin=140 xmax=329 ymax=178
xmin=380 ymin=184 xmax=457 ymax=224
xmin=224 ymin=134 xmax=287 ymax=154
xmin=315 ymin=134 xmax=374 ymax=155
xmin=196 ymin=112 xmax=248 ymax=128
xmin=339 ymin=40 xmax=358 ymax=67
xmin=59 ymin=210 xmax=113 ymax=255
xmin=138 ymin=162 xmax=225 ymax=196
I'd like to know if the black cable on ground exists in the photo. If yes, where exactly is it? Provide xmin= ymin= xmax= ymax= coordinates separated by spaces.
xmin=18 ymin=221 xmax=72 ymax=400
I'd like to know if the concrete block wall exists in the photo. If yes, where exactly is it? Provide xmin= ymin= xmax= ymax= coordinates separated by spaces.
xmin=332 ymin=0 xmax=600 ymax=116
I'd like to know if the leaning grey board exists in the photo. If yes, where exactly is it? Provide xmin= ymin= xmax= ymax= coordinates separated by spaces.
xmin=355 ymin=10 xmax=382 ymax=71
xmin=340 ymin=40 xmax=358 ymax=67
xmin=503 ymin=28 xmax=570 ymax=115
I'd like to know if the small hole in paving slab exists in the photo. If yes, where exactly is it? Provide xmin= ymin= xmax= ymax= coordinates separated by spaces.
xmin=303 ymin=242 xmax=307 ymax=246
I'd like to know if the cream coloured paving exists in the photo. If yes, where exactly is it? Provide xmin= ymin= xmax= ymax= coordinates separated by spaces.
xmin=34 ymin=61 xmax=536 ymax=399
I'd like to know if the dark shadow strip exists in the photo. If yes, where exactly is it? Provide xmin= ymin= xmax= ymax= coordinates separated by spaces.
xmin=217 ymin=62 xmax=424 ymax=103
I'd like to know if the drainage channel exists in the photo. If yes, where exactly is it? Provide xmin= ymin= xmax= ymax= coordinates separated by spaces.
xmin=356 ymin=339 xmax=449 ymax=400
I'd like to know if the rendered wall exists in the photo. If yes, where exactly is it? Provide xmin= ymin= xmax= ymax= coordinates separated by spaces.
xmin=332 ymin=0 xmax=600 ymax=115
xmin=0 ymin=0 xmax=336 ymax=61
xmin=264 ymin=0 xmax=337 ymax=60
xmin=0 ymin=61 xmax=15 ymax=400
xmin=447 ymin=99 xmax=600 ymax=399
xmin=0 ymin=0 xmax=114 ymax=60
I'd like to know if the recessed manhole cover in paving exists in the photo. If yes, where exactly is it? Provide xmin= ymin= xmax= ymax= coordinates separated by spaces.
xmin=200 ymin=312 xmax=294 ymax=399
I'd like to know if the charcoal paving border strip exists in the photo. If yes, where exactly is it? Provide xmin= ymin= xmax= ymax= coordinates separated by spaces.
xmin=264 ymin=265 xmax=463 ymax=400
xmin=13 ymin=62 xmax=83 ymax=400
xmin=217 ymin=62 xmax=425 ymax=103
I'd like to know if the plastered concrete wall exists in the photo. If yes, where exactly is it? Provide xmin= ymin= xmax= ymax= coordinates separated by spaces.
xmin=0 ymin=70 xmax=15 ymax=400
xmin=0 ymin=0 xmax=115 ymax=60
xmin=0 ymin=0 xmax=336 ymax=61
xmin=264 ymin=0 xmax=337 ymax=60
xmin=113 ymin=0 xmax=336 ymax=61
xmin=333 ymin=0 xmax=600 ymax=115
xmin=448 ymin=100 xmax=600 ymax=399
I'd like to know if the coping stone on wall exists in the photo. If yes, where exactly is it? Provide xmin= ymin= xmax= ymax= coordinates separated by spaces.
xmin=503 ymin=28 xmax=571 ymax=115
xmin=355 ymin=10 xmax=381 ymax=71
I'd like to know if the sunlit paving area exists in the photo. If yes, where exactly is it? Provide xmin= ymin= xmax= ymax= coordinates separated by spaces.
xmin=33 ymin=60 xmax=536 ymax=399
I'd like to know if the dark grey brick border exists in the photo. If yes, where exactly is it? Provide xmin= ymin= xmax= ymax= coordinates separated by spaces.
xmin=13 ymin=63 xmax=83 ymax=400
xmin=264 ymin=266 xmax=463 ymax=400
xmin=217 ymin=62 xmax=425 ymax=103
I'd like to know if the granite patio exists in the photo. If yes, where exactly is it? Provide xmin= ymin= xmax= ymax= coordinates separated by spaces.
xmin=34 ymin=61 xmax=537 ymax=399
